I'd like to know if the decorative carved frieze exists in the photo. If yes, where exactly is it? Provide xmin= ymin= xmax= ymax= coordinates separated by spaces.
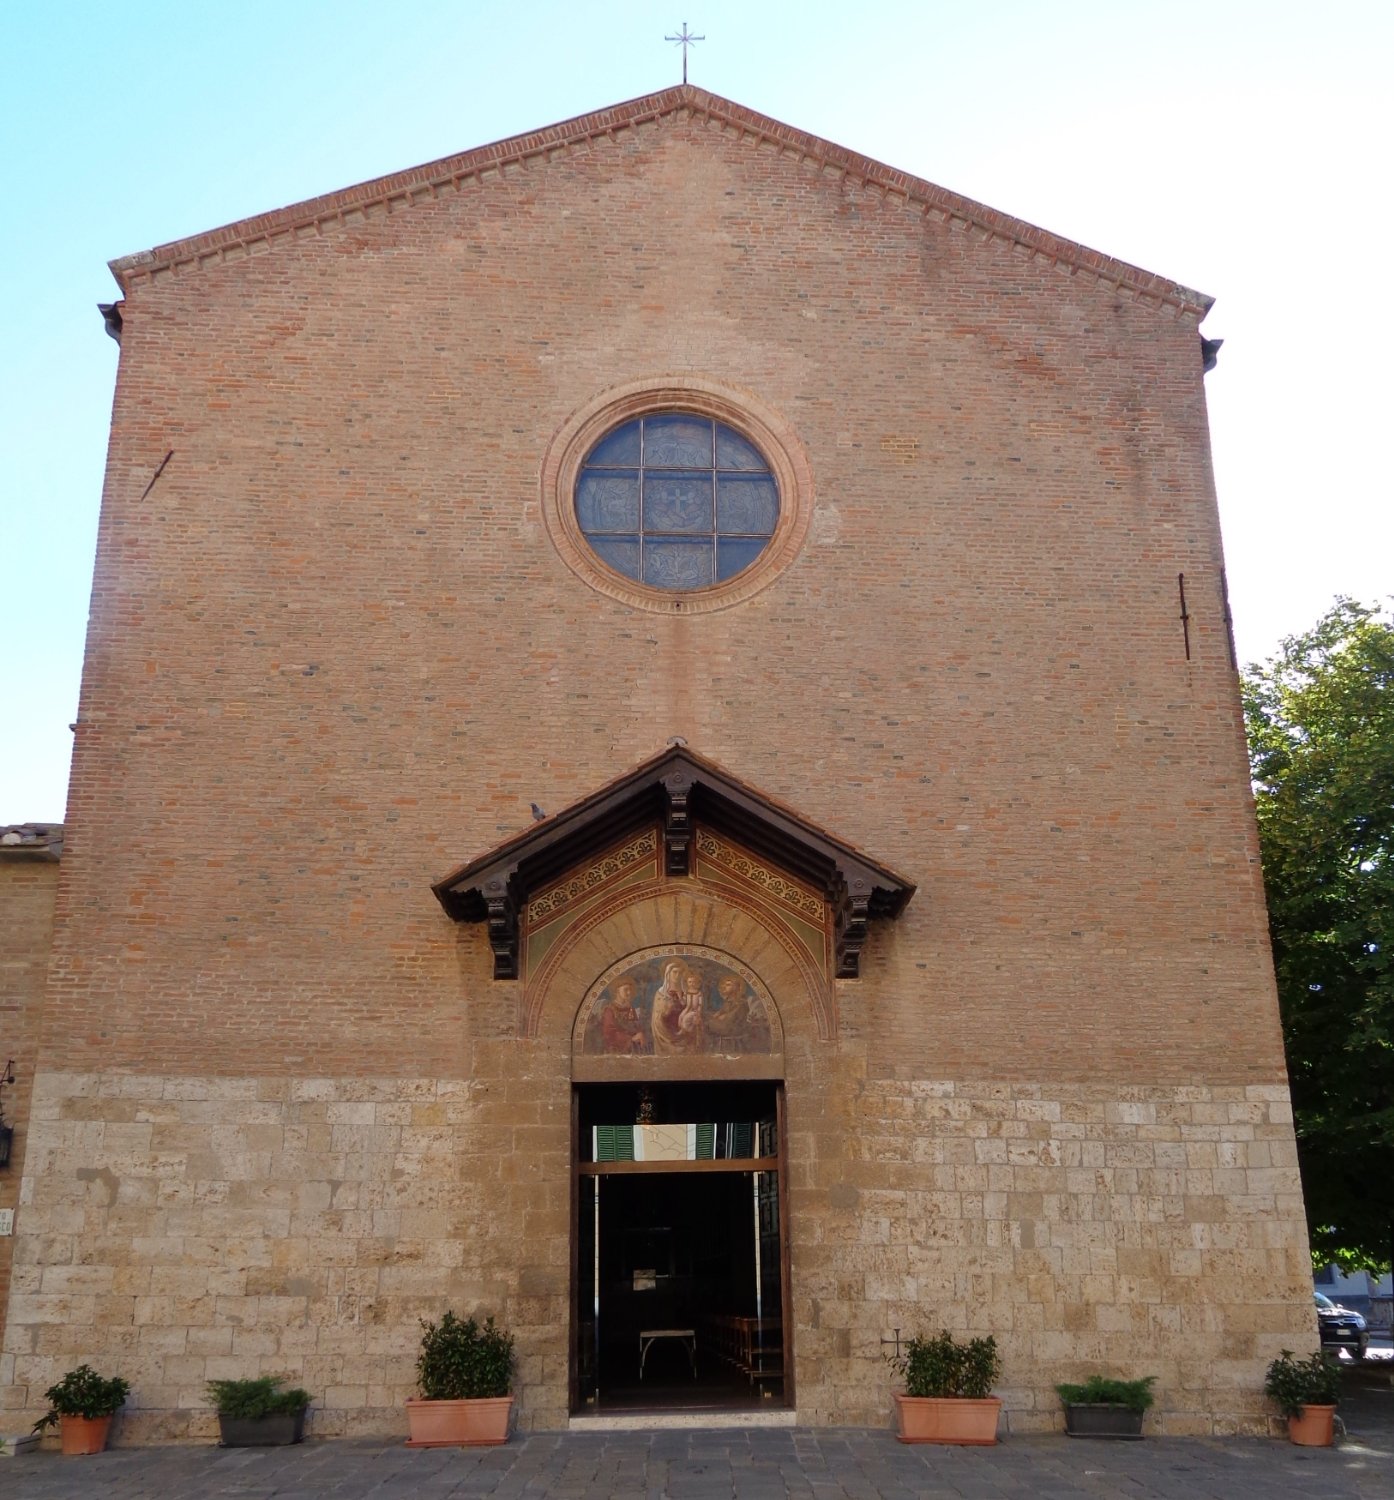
xmin=694 ymin=829 xmax=824 ymax=920
xmin=527 ymin=830 xmax=659 ymax=924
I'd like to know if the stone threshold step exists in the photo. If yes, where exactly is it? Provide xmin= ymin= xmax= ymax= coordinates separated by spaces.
xmin=569 ymin=1410 xmax=798 ymax=1431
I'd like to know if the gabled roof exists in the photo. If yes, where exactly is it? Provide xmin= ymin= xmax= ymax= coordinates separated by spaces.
xmin=432 ymin=745 xmax=915 ymax=981
xmin=109 ymin=86 xmax=1210 ymax=318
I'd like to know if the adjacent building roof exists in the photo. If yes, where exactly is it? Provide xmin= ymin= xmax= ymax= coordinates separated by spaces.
xmin=0 ymin=824 xmax=64 ymax=860
xmin=108 ymin=85 xmax=1211 ymax=319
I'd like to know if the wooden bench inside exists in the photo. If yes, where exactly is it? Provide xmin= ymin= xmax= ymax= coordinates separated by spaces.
xmin=704 ymin=1312 xmax=783 ymax=1384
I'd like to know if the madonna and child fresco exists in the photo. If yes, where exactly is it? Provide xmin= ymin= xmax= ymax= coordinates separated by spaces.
xmin=578 ymin=953 xmax=775 ymax=1056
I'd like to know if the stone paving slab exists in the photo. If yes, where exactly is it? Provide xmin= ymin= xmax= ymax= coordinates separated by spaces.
xmin=1 ymin=1423 xmax=1392 ymax=1500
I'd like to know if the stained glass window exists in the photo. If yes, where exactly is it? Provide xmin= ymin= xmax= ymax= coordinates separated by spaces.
xmin=576 ymin=414 xmax=779 ymax=589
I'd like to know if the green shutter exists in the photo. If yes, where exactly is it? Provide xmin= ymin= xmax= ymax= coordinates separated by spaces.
xmin=594 ymin=1125 xmax=635 ymax=1162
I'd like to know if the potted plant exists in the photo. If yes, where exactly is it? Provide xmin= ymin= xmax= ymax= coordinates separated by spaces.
xmin=207 ymin=1376 xmax=311 ymax=1446
xmin=1055 ymin=1374 xmax=1156 ymax=1439
xmin=31 ymin=1364 xmax=130 ymax=1455
xmin=1264 ymin=1348 xmax=1342 ymax=1446
xmin=891 ymin=1329 xmax=1002 ymax=1445
xmin=405 ymin=1310 xmax=515 ymax=1447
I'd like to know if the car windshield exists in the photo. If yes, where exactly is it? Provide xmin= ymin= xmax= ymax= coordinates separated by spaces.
xmin=1314 ymin=1292 xmax=1336 ymax=1310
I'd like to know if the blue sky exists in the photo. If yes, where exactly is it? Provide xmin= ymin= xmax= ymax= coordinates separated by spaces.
xmin=3 ymin=0 xmax=1390 ymax=821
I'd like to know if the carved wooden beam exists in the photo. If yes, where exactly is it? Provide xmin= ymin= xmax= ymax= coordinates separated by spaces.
xmin=661 ymin=771 xmax=693 ymax=876
xmin=482 ymin=876 xmax=520 ymax=979
xmin=833 ymin=877 xmax=872 ymax=979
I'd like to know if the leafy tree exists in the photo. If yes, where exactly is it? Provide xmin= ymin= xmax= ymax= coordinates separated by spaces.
xmin=1243 ymin=600 xmax=1394 ymax=1272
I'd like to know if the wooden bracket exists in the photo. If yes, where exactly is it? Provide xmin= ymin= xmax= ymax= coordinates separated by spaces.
xmin=661 ymin=772 xmax=694 ymax=876
xmin=483 ymin=877 xmax=520 ymax=979
xmin=834 ymin=878 xmax=872 ymax=979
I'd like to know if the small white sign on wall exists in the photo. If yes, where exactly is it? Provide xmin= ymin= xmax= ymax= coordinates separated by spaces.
xmin=0 ymin=1208 xmax=14 ymax=1236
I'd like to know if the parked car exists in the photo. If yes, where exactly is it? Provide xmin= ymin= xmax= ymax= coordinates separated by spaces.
xmin=1315 ymin=1291 xmax=1368 ymax=1360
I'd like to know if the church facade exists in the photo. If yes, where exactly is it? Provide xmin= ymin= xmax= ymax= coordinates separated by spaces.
xmin=1 ymin=86 xmax=1313 ymax=1441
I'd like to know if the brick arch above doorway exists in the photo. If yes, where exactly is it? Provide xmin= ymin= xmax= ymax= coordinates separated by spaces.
xmin=533 ymin=873 xmax=820 ymax=1054
xmin=525 ymin=838 xmax=826 ymax=1047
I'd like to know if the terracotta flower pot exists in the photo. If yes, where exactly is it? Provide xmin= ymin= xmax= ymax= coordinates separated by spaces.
xmin=894 ymin=1394 xmax=1001 ymax=1445
xmin=405 ymin=1396 xmax=513 ymax=1447
xmin=1287 ymin=1404 xmax=1336 ymax=1447
xmin=58 ymin=1414 xmax=113 ymax=1456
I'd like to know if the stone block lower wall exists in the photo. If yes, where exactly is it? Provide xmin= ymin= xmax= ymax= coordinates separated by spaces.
xmin=1 ymin=1069 xmax=1314 ymax=1441
xmin=0 ymin=1062 xmax=573 ymax=1443
xmin=0 ymin=855 xmax=58 ymax=1362
xmin=788 ymin=1077 xmax=1315 ymax=1435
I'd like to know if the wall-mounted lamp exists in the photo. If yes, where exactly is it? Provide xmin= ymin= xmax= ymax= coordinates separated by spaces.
xmin=0 ymin=1059 xmax=16 ymax=1170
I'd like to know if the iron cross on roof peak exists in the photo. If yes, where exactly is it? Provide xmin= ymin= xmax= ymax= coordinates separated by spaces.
xmin=665 ymin=21 xmax=704 ymax=84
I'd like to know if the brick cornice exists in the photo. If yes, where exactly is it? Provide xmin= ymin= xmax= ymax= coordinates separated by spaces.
xmin=109 ymin=85 xmax=1212 ymax=318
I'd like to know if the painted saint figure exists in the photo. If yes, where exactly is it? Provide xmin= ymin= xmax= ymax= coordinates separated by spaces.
xmin=677 ymin=971 xmax=707 ymax=1050
xmin=579 ymin=954 xmax=774 ymax=1057
xmin=706 ymin=973 xmax=754 ymax=1050
xmin=651 ymin=961 xmax=692 ymax=1054
xmin=600 ymin=978 xmax=647 ymax=1053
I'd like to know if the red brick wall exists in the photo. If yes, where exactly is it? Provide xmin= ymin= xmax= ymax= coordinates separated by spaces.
xmin=0 ymin=856 xmax=57 ymax=1355
xmin=52 ymin=106 xmax=1278 ymax=1088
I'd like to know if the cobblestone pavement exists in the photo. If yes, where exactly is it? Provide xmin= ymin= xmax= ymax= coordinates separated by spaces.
xmin=3 ymin=1415 xmax=1392 ymax=1500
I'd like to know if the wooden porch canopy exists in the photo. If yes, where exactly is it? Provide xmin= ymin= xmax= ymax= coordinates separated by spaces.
xmin=432 ymin=745 xmax=915 ymax=980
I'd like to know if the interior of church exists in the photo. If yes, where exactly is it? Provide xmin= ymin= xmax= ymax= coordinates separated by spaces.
xmin=575 ymin=1082 xmax=785 ymax=1414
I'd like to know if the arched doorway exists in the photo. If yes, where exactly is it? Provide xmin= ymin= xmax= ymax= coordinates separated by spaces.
xmin=569 ymin=947 xmax=791 ymax=1415
xmin=549 ymin=892 xmax=809 ymax=1418
xmin=573 ymin=1079 xmax=790 ymax=1415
